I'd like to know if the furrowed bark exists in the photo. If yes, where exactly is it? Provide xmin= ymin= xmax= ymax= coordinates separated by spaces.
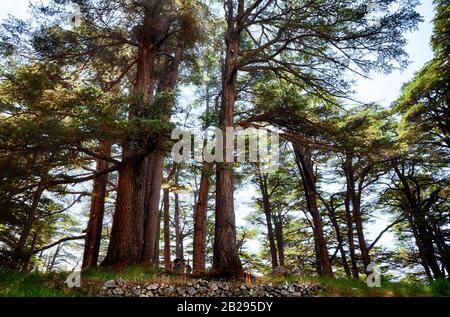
xmin=193 ymin=162 xmax=213 ymax=273
xmin=101 ymin=153 xmax=147 ymax=267
xmin=142 ymin=49 xmax=180 ymax=266
xmin=212 ymin=11 xmax=243 ymax=275
xmin=142 ymin=152 xmax=164 ymax=266
xmin=102 ymin=41 xmax=156 ymax=267
xmin=82 ymin=140 xmax=112 ymax=270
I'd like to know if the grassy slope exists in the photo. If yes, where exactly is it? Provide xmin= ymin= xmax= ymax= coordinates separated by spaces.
xmin=1 ymin=267 xmax=449 ymax=297
xmin=264 ymin=275 xmax=449 ymax=297
xmin=0 ymin=266 xmax=158 ymax=297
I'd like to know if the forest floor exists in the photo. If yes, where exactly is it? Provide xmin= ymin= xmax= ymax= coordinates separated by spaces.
xmin=1 ymin=267 xmax=449 ymax=297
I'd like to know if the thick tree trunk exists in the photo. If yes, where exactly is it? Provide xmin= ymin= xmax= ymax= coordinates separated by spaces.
xmin=101 ymin=153 xmax=147 ymax=267
xmin=293 ymin=143 xmax=333 ymax=277
xmin=163 ymin=188 xmax=171 ymax=270
xmin=193 ymin=162 xmax=213 ymax=273
xmin=102 ymin=45 xmax=155 ymax=268
xmin=142 ymin=50 xmax=180 ymax=266
xmin=212 ymin=27 xmax=243 ymax=276
xmin=213 ymin=163 xmax=242 ymax=276
xmin=258 ymin=174 xmax=279 ymax=270
xmin=82 ymin=140 xmax=112 ymax=270
xmin=142 ymin=152 xmax=164 ymax=265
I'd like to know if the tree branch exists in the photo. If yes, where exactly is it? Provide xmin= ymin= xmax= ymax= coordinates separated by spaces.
xmin=368 ymin=217 xmax=406 ymax=251
xmin=26 ymin=235 xmax=86 ymax=256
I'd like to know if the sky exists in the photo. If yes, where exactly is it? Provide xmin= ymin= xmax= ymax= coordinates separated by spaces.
xmin=0 ymin=1 xmax=437 ymax=268
xmin=354 ymin=1 xmax=435 ymax=107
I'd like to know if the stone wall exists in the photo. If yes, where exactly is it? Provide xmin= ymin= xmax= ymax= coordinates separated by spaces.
xmin=100 ymin=279 xmax=326 ymax=297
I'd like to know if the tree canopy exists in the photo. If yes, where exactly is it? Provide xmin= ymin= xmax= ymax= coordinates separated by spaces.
xmin=0 ymin=0 xmax=448 ymax=284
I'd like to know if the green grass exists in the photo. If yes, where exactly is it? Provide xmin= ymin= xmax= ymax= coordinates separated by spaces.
xmin=313 ymin=277 xmax=429 ymax=297
xmin=81 ymin=265 xmax=158 ymax=282
xmin=0 ymin=266 xmax=183 ymax=297
xmin=316 ymin=276 xmax=450 ymax=297
xmin=0 ymin=266 xmax=158 ymax=297
xmin=0 ymin=268 xmax=88 ymax=297
xmin=257 ymin=274 xmax=450 ymax=297
xmin=429 ymin=278 xmax=450 ymax=297
xmin=1 ymin=267 xmax=449 ymax=297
